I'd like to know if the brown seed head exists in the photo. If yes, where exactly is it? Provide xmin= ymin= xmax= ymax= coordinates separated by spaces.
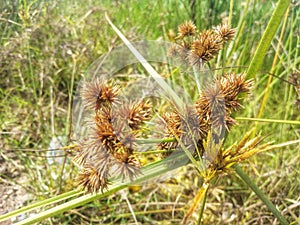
xmin=195 ymin=73 xmax=253 ymax=135
xmin=177 ymin=21 xmax=197 ymax=39
xmin=81 ymin=79 xmax=119 ymax=111
xmin=158 ymin=112 xmax=182 ymax=151
xmin=213 ymin=24 xmax=236 ymax=43
xmin=77 ymin=166 xmax=109 ymax=193
xmin=113 ymin=156 xmax=142 ymax=181
xmin=217 ymin=73 xmax=254 ymax=111
xmin=127 ymin=99 xmax=152 ymax=130
xmin=188 ymin=30 xmax=222 ymax=67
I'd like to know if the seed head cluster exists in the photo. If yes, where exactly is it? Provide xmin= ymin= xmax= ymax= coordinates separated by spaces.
xmin=170 ymin=21 xmax=236 ymax=68
xmin=159 ymin=73 xmax=254 ymax=155
xmin=75 ymin=22 xmax=252 ymax=193
xmin=74 ymin=78 xmax=152 ymax=193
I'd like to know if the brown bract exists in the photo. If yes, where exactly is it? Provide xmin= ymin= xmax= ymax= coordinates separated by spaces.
xmin=118 ymin=99 xmax=152 ymax=130
xmin=188 ymin=31 xmax=222 ymax=67
xmin=77 ymin=166 xmax=109 ymax=193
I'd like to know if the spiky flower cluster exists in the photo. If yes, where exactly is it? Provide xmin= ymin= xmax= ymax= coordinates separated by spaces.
xmin=159 ymin=73 xmax=254 ymax=155
xmin=74 ymin=79 xmax=152 ymax=193
xmin=169 ymin=21 xmax=235 ymax=68
xmin=74 ymin=22 xmax=247 ymax=193
xmin=160 ymin=22 xmax=250 ymax=156
xmin=196 ymin=73 xmax=253 ymax=132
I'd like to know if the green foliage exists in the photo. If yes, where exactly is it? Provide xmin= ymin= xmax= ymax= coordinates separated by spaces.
xmin=0 ymin=0 xmax=299 ymax=224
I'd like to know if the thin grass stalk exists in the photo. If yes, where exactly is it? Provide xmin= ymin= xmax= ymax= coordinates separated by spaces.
xmin=196 ymin=182 xmax=209 ymax=225
xmin=227 ymin=0 xmax=249 ymax=62
xmin=236 ymin=117 xmax=300 ymax=125
xmin=182 ymin=182 xmax=209 ymax=225
xmin=233 ymin=164 xmax=289 ymax=225
xmin=193 ymin=66 xmax=202 ymax=93
xmin=112 ymin=208 xmax=184 ymax=220
xmin=257 ymin=6 xmax=290 ymax=118
xmin=14 ymin=184 xmax=128 ymax=225
xmin=245 ymin=0 xmax=290 ymax=79
xmin=104 ymin=13 xmax=184 ymax=110
xmin=228 ymin=0 xmax=233 ymax=27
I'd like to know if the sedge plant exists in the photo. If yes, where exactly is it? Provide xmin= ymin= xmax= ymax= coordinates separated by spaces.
xmin=1 ymin=0 xmax=299 ymax=224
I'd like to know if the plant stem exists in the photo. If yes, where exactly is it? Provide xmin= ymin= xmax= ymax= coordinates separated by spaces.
xmin=236 ymin=117 xmax=300 ymax=125
xmin=182 ymin=182 xmax=209 ymax=225
xmin=196 ymin=182 xmax=208 ymax=225
xmin=0 ymin=190 xmax=82 ymax=222
xmin=233 ymin=164 xmax=289 ymax=225
xmin=257 ymin=6 xmax=290 ymax=118
xmin=135 ymin=137 xmax=175 ymax=144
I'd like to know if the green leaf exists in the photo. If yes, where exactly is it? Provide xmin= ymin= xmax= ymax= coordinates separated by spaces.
xmin=246 ymin=0 xmax=290 ymax=78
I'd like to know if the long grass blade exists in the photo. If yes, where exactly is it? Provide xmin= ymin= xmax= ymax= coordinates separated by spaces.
xmin=234 ymin=165 xmax=289 ymax=225
xmin=104 ymin=13 xmax=184 ymax=110
xmin=245 ymin=0 xmax=290 ymax=79
xmin=0 ymin=190 xmax=82 ymax=223
xmin=11 ymin=154 xmax=188 ymax=225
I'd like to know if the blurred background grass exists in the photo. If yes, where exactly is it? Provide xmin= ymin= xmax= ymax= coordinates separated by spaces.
xmin=0 ymin=0 xmax=299 ymax=224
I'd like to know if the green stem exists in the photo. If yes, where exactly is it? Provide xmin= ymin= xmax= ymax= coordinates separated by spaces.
xmin=135 ymin=137 xmax=175 ymax=144
xmin=182 ymin=182 xmax=209 ymax=225
xmin=11 ymin=153 xmax=189 ymax=225
xmin=196 ymin=183 xmax=209 ymax=225
xmin=0 ymin=190 xmax=82 ymax=222
xmin=245 ymin=0 xmax=290 ymax=79
xmin=233 ymin=164 xmax=289 ymax=225
xmin=134 ymin=149 xmax=172 ymax=155
xmin=236 ymin=117 xmax=300 ymax=125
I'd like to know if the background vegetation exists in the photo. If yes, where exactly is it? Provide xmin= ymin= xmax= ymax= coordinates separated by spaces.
xmin=0 ymin=0 xmax=299 ymax=224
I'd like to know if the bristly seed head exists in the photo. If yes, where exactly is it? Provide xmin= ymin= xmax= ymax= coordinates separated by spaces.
xmin=171 ymin=22 xmax=236 ymax=67
xmin=81 ymin=78 xmax=119 ymax=111
xmin=159 ymin=73 xmax=253 ymax=158
xmin=158 ymin=111 xmax=182 ymax=153
xmin=177 ymin=20 xmax=197 ymax=39
xmin=213 ymin=24 xmax=236 ymax=43
xmin=188 ymin=30 xmax=222 ymax=67
xmin=75 ymin=80 xmax=152 ymax=193
xmin=77 ymin=166 xmax=109 ymax=193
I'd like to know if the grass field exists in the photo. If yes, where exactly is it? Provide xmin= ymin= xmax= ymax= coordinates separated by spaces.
xmin=0 ymin=0 xmax=299 ymax=224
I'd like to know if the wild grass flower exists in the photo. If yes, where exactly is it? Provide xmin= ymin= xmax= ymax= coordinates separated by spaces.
xmin=81 ymin=78 xmax=119 ymax=111
xmin=74 ymin=79 xmax=152 ymax=193
xmin=188 ymin=30 xmax=222 ymax=66
xmin=77 ymin=166 xmax=109 ymax=193
xmin=169 ymin=21 xmax=236 ymax=68
xmin=176 ymin=20 xmax=197 ymax=39
xmin=213 ymin=24 xmax=236 ymax=43
xmin=159 ymin=73 xmax=254 ymax=158
xmin=118 ymin=99 xmax=152 ymax=130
